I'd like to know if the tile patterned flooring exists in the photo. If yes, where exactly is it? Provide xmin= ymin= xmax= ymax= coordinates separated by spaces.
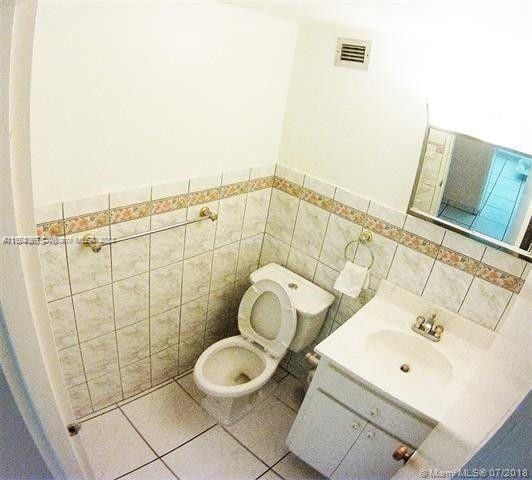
xmin=439 ymin=154 xmax=528 ymax=241
xmin=80 ymin=369 xmax=324 ymax=480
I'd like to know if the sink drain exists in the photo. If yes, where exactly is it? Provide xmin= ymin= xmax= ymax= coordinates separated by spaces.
xmin=400 ymin=364 xmax=410 ymax=373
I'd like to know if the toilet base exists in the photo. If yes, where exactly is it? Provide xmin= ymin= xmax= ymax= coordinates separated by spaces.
xmin=200 ymin=379 xmax=277 ymax=425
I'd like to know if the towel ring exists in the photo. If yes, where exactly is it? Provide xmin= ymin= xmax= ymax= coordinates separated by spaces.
xmin=344 ymin=231 xmax=374 ymax=269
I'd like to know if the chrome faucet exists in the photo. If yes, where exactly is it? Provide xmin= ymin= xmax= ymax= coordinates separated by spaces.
xmin=412 ymin=314 xmax=444 ymax=342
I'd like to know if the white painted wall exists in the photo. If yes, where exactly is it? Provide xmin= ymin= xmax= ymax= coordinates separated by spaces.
xmin=30 ymin=0 xmax=297 ymax=206
xmin=279 ymin=9 xmax=532 ymax=212
xmin=279 ymin=24 xmax=427 ymax=211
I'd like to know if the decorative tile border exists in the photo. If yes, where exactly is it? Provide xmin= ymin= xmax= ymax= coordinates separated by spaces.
xmin=437 ymin=247 xmax=481 ymax=276
xmin=300 ymin=186 xmax=334 ymax=211
xmin=366 ymin=215 xmax=402 ymax=242
xmin=36 ymin=220 xmax=64 ymax=237
xmin=188 ymin=187 xmax=220 ymax=206
xmin=273 ymin=175 xmax=526 ymax=294
xmin=400 ymin=231 xmax=440 ymax=258
xmin=36 ymin=175 xmax=274 ymax=236
xmin=331 ymin=201 xmax=366 ymax=226
xmin=477 ymin=264 xmax=524 ymax=294
xmin=151 ymin=194 xmax=188 ymax=216
xmin=110 ymin=202 xmax=151 ymax=224
xmin=35 ymin=172 xmax=527 ymax=293
xmin=221 ymin=180 xmax=249 ymax=198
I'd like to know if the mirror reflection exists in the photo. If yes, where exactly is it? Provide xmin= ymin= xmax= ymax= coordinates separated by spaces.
xmin=411 ymin=127 xmax=532 ymax=252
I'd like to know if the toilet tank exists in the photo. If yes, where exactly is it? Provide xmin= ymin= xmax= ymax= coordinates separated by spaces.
xmin=250 ymin=264 xmax=335 ymax=352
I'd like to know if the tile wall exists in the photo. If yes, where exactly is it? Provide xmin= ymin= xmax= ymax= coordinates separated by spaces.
xmin=35 ymin=163 xmax=530 ymax=415
xmin=36 ymin=165 xmax=275 ymax=417
xmin=260 ymin=165 xmax=530 ymax=378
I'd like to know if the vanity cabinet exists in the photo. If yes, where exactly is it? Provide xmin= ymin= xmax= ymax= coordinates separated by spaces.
xmin=287 ymin=360 xmax=437 ymax=479
xmin=288 ymin=390 xmax=368 ymax=477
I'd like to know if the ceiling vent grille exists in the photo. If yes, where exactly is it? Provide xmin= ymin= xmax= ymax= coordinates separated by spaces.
xmin=335 ymin=38 xmax=371 ymax=70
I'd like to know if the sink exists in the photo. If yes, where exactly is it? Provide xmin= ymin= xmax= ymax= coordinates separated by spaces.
xmin=314 ymin=279 xmax=495 ymax=422
xmin=364 ymin=330 xmax=453 ymax=386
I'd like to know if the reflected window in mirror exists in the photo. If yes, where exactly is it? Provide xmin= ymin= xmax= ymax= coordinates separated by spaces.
xmin=411 ymin=127 xmax=532 ymax=254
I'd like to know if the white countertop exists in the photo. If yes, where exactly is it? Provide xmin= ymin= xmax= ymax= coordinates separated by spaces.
xmin=315 ymin=280 xmax=496 ymax=423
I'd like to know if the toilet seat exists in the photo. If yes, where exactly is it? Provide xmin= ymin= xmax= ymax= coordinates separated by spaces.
xmin=194 ymin=279 xmax=297 ymax=399
xmin=238 ymin=279 xmax=297 ymax=358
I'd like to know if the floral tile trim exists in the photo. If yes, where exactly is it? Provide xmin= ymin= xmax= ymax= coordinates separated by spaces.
xmin=301 ymin=187 xmax=334 ymax=211
xmin=271 ymin=177 xmax=526 ymax=292
xmin=249 ymin=176 xmax=273 ymax=191
xmin=331 ymin=201 xmax=366 ymax=226
xmin=151 ymin=195 xmax=188 ymax=215
xmin=64 ymin=212 xmax=109 ymax=235
xmin=399 ymin=231 xmax=439 ymax=258
xmin=188 ymin=187 xmax=220 ymax=206
xmin=33 ymin=172 xmax=528 ymax=294
xmin=110 ymin=203 xmax=151 ymax=224
xmin=273 ymin=176 xmax=303 ymax=197
xmin=36 ymin=220 xmax=65 ymax=237
xmin=477 ymin=264 xmax=524 ymax=293
xmin=221 ymin=181 xmax=249 ymax=198
xmin=365 ymin=215 xmax=402 ymax=242
xmin=437 ymin=247 xmax=480 ymax=275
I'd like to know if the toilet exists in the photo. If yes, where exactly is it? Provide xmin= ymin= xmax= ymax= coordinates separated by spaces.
xmin=193 ymin=263 xmax=335 ymax=424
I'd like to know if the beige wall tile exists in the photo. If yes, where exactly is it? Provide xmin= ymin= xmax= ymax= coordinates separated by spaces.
xmin=182 ymin=252 xmax=213 ymax=304
xmin=180 ymin=296 xmax=208 ymax=341
xmin=73 ymin=285 xmax=114 ymax=342
xmin=211 ymin=242 xmax=239 ymax=290
xmin=88 ymin=370 xmax=123 ymax=410
xmin=215 ymin=195 xmax=246 ymax=248
xmin=81 ymin=332 xmax=119 ymax=380
xmin=117 ymin=319 xmax=150 ymax=366
xmin=47 ymin=297 xmax=77 ymax=349
xmin=39 ymin=241 xmax=70 ymax=300
xmin=150 ymin=307 xmax=180 ymax=354
xmin=242 ymin=188 xmax=271 ymax=238
xmin=113 ymin=273 xmax=149 ymax=329
xmin=67 ymin=226 xmax=111 ymax=294
xmin=292 ymin=201 xmax=329 ymax=259
xmin=150 ymin=262 xmax=183 ymax=316
xmin=151 ymin=345 xmax=179 ymax=384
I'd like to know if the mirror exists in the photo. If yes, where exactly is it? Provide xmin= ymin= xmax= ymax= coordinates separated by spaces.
xmin=410 ymin=126 xmax=532 ymax=258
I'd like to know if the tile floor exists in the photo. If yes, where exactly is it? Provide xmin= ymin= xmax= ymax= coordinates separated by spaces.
xmin=79 ymin=369 xmax=324 ymax=480
xmin=439 ymin=151 xmax=529 ymax=240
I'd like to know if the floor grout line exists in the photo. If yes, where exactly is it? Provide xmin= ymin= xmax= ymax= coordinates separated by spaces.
xmin=117 ymin=405 xmax=159 ymax=457
xmin=220 ymin=425 xmax=272 ymax=471
xmin=157 ymin=423 xmax=219 ymax=459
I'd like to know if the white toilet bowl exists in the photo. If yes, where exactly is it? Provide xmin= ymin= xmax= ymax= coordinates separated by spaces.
xmin=193 ymin=263 xmax=335 ymax=424
xmin=193 ymin=335 xmax=278 ymax=398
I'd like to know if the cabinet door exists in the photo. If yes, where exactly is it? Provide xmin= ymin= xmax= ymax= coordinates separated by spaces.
xmin=331 ymin=424 xmax=409 ymax=480
xmin=287 ymin=390 xmax=367 ymax=477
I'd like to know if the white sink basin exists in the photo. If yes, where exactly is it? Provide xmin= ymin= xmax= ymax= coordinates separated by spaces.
xmin=315 ymin=280 xmax=495 ymax=422
xmin=365 ymin=330 xmax=453 ymax=387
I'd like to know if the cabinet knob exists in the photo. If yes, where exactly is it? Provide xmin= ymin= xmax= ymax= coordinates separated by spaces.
xmin=369 ymin=407 xmax=379 ymax=418
xmin=365 ymin=431 xmax=375 ymax=440
xmin=351 ymin=422 xmax=360 ymax=430
xmin=393 ymin=445 xmax=413 ymax=463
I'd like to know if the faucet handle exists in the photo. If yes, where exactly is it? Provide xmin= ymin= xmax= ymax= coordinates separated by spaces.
xmin=433 ymin=325 xmax=444 ymax=339
xmin=414 ymin=316 xmax=425 ymax=328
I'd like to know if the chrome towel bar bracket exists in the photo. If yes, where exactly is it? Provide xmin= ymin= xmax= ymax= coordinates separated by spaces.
xmin=82 ymin=206 xmax=218 ymax=253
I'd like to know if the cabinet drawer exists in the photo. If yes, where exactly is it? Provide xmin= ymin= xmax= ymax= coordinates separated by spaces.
xmin=315 ymin=361 xmax=435 ymax=447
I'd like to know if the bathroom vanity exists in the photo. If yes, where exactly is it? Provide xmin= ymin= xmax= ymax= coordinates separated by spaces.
xmin=287 ymin=280 xmax=495 ymax=479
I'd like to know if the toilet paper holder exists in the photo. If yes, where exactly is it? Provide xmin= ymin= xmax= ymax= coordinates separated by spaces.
xmin=344 ymin=231 xmax=375 ymax=269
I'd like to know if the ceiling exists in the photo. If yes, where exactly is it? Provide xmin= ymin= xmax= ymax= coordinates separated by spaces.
xmin=222 ymin=0 xmax=532 ymax=34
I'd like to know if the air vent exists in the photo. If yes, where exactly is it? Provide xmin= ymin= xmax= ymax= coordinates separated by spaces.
xmin=335 ymin=38 xmax=371 ymax=70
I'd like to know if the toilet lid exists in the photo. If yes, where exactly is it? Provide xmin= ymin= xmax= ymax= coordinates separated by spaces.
xmin=238 ymin=279 xmax=297 ymax=358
